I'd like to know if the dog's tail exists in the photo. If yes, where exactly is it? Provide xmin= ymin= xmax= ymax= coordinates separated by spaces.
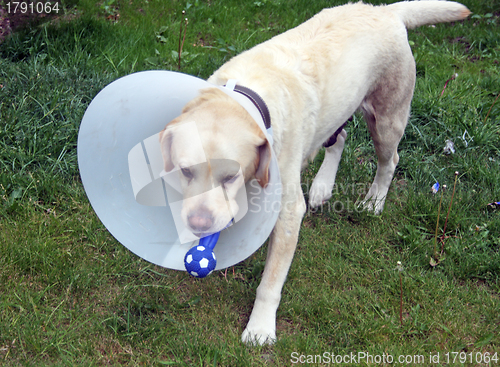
xmin=388 ymin=1 xmax=471 ymax=29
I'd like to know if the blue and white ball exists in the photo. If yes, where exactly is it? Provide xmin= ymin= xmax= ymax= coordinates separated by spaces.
xmin=184 ymin=245 xmax=217 ymax=278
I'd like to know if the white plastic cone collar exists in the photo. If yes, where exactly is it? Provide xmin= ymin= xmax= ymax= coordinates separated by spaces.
xmin=77 ymin=71 xmax=281 ymax=271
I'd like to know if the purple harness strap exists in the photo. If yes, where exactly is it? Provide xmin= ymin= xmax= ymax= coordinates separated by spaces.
xmin=323 ymin=116 xmax=352 ymax=148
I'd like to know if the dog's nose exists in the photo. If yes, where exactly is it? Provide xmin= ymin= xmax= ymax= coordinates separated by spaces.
xmin=188 ymin=209 xmax=214 ymax=232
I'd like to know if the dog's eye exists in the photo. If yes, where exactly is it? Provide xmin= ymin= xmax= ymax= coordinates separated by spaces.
xmin=222 ymin=174 xmax=238 ymax=185
xmin=181 ymin=168 xmax=193 ymax=179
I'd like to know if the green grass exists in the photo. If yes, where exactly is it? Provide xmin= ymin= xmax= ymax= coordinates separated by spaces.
xmin=1 ymin=0 xmax=499 ymax=365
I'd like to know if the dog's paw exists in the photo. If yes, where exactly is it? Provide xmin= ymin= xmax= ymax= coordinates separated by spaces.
xmin=358 ymin=197 xmax=385 ymax=215
xmin=241 ymin=325 xmax=276 ymax=346
xmin=308 ymin=182 xmax=333 ymax=208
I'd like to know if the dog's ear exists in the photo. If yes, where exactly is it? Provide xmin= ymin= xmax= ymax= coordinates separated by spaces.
xmin=159 ymin=125 xmax=174 ymax=172
xmin=255 ymin=140 xmax=272 ymax=188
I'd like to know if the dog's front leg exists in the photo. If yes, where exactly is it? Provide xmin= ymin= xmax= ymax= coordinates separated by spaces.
xmin=309 ymin=129 xmax=347 ymax=208
xmin=242 ymin=181 xmax=306 ymax=345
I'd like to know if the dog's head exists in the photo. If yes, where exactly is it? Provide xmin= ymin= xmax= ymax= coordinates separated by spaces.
xmin=159 ymin=88 xmax=271 ymax=237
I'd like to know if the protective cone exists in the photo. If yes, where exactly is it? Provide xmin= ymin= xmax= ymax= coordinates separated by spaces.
xmin=78 ymin=71 xmax=281 ymax=270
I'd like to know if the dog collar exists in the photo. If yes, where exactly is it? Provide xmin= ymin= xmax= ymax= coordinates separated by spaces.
xmin=233 ymin=85 xmax=271 ymax=130
xmin=223 ymin=81 xmax=271 ymax=130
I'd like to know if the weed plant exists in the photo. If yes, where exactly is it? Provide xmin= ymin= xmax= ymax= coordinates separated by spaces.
xmin=0 ymin=0 xmax=499 ymax=365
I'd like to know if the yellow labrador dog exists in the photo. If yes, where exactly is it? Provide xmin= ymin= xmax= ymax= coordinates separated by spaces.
xmin=160 ymin=1 xmax=470 ymax=344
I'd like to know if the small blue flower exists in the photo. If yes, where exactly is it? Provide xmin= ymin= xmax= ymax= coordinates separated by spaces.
xmin=431 ymin=182 xmax=440 ymax=194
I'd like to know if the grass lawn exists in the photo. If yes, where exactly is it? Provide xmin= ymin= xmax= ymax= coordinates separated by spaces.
xmin=1 ymin=0 xmax=499 ymax=365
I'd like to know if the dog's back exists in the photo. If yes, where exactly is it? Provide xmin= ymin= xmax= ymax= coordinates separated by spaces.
xmin=212 ymin=1 xmax=470 ymax=82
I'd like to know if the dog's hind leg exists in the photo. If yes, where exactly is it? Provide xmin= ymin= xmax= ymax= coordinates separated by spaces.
xmin=360 ymin=75 xmax=414 ymax=214
xmin=308 ymin=128 xmax=347 ymax=208
xmin=242 ymin=171 xmax=306 ymax=345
